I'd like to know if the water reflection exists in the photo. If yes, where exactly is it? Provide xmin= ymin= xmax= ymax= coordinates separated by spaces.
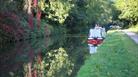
xmin=88 ymin=44 xmax=97 ymax=54
xmin=0 ymin=36 xmax=89 ymax=77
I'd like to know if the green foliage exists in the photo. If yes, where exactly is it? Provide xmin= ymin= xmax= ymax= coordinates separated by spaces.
xmin=0 ymin=0 xmax=121 ymax=40
xmin=0 ymin=0 xmax=23 ymax=12
xmin=38 ymin=0 xmax=46 ymax=11
xmin=115 ymin=0 xmax=138 ymax=24
xmin=0 ymin=0 xmax=52 ymax=41
xmin=64 ymin=0 xmax=114 ymax=34
xmin=128 ymin=24 xmax=138 ymax=33
xmin=64 ymin=0 xmax=89 ymax=34
xmin=44 ymin=0 xmax=73 ymax=24
xmin=44 ymin=47 xmax=74 ymax=77
xmin=86 ymin=0 xmax=113 ymax=25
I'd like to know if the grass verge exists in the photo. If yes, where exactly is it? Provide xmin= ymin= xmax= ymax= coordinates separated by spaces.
xmin=76 ymin=30 xmax=138 ymax=77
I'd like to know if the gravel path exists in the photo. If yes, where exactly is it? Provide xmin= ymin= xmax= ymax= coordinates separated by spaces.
xmin=122 ymin=30 xmax=138 ymax=44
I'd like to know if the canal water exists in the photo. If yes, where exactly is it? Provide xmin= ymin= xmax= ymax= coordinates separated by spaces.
xmin=0 ymin=36 xmax=89 ymax=77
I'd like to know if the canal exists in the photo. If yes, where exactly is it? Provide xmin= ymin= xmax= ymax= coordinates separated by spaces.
xmin=0 ymin=35 xmax=89 ymax=77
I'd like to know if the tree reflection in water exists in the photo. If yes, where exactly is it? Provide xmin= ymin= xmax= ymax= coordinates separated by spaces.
xmin=0 ymin=36 xmax=89 ymax=77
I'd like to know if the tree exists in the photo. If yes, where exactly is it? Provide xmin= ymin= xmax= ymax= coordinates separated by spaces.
xmin=86 ymin=0 xmax=113 ymax=25
xmin=115 ymin=0 xmax=138 ymax=25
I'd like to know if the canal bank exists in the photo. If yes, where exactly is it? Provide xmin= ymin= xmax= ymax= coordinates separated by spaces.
xmin=76 ymin=31 xmax=138 ymax=77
